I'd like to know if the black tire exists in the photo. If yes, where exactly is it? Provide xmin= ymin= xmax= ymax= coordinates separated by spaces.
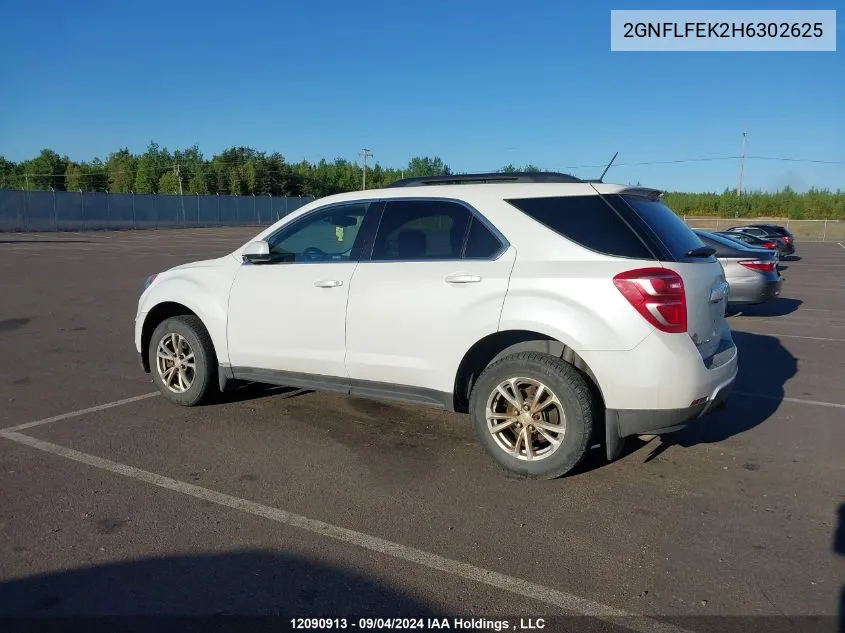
xmin=148 ymin=315 xmax=217 ymax=406
xmin=469 ymin=351 xmax=593 ymax=480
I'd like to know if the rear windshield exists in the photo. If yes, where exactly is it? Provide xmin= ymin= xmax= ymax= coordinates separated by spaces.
xmin=697 ymin=230 xmax=753 ymax=250
xmin=617 ymin=195 xmax=706 ymax=261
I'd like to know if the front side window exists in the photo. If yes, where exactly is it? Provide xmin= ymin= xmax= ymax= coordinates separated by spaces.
xmin=267 ymin=202 xmax=369 ymax=263
xmin=371 ymin=200 xmax=472 ymax=261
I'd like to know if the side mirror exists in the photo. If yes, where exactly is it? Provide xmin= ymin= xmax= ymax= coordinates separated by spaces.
xmin=242 ymin=240 xmax=271 ymax=263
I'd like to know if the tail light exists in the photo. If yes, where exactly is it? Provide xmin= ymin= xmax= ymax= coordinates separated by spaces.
xmin=783 ymin=236 xmax=793 ymax=244
xmin=762 ymin=240 xmax=777 ymax=249
xmin=613 ymin=268 xmax=687 ymax=334
xmin=739 ymin=259 xmax=776 ymax=273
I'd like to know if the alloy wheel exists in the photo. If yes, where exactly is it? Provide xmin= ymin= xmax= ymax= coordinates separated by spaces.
xmin=485 ymin=377 xmax=566 ymax=461
xmin=155 ymin=332 xmax=196 ymax=393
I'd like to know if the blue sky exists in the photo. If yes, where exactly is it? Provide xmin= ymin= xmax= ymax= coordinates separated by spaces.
xmin=0 ymin=0 xmax=842 ymax=192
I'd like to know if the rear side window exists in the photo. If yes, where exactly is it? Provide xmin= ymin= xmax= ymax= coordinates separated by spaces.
xmin=371 ymin=200 xmax=471 ymax=260
xmin=614 ymin=195 xmax=706 ymax=261
xmin=506 ymin=195 xmax=653 ymax=259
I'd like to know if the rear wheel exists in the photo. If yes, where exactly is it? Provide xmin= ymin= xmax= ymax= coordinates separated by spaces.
xmin=148 ymin=315 xmax=216 ymax=406
xmin=469 ymin=352 xmax=593 ymax=480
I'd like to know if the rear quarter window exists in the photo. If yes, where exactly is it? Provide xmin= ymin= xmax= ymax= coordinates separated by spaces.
xmin=505 ymin=195 xmax=654 ymax=259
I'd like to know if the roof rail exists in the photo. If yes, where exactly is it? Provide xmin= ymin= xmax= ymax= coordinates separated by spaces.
xmin=386 ymin=171 xmax=583 ymax=188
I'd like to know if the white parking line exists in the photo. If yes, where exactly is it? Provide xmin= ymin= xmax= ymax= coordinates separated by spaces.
xmin=756 ymin=332 xmax=845 ymax=343
xmin=0 ymin=392 xmax=159 ymax=432
xmin=838 ymin=243 xmax=845 ymax=250
xmin=733 ymin=391 xmax=845 ymax=409
xmin=0 ymin=430 xmax=689 ymax=633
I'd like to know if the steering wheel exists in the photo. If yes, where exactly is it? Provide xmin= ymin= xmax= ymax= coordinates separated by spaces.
xmin=301 ymin=247 xmax=327 ymax=262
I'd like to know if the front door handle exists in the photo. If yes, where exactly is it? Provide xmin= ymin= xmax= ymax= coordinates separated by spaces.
xmin=313 ymin=279 xmax=343 ymax=288
xmin=445 ymin=273 xmax=482 ymax=284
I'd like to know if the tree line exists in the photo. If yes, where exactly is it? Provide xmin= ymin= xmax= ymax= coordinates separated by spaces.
xmin=0 ymin=144 xmax=842 ymax=219
xmin=0 ymin=144 xmax=456 ymax=199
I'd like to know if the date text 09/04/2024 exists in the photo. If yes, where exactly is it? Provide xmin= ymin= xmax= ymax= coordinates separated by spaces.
xmin=289 ymin=618 xmax=547 ymax=630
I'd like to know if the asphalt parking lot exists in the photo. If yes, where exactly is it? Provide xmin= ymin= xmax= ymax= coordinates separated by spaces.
xmin=0 ymin=229 xmax=843 ymax=632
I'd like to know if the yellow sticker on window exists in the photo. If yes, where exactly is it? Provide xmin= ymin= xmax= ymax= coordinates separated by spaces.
xmin=336 ymin=226 xmax=344 ymax=241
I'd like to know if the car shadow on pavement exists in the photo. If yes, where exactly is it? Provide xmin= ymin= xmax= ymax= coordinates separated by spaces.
xmin=727 ymin=297 xmax=803 ymax=318
xmin=640 ymin=330 xmax=797 ymax=462
xmin=0 ymin=550 xmax=441 ymax=622
xmin=836 ymin=504 xmax=845 ymax=633
xmin=211 ymin=383 xmax=312 ymax=406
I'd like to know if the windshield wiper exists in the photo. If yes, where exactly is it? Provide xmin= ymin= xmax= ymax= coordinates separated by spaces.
xmin=685 ymin=246 xmax=716 ymax=257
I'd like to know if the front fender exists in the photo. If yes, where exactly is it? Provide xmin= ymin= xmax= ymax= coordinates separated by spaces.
xmin=136 ymin=271 xmax=234 ymax=366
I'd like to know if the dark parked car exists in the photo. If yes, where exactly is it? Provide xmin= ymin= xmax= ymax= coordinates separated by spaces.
xmin=695 ymin=230 xmax=782 ymax=305
xmin=717 ymin=230 xmax=783 ymax=257
xmin=724 ymin=224 xmax=795 ymax=256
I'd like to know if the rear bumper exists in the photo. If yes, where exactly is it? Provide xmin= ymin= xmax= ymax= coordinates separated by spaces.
xmin=580 ymin=324 xmax=738 ymax=412
xmin=728 ymin=276 xmax=782 ymax=305
xmin=607 ymin=375 xmax=735 ymax=438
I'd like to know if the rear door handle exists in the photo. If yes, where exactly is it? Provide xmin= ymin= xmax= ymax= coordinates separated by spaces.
xmin=313 ymin=279 xmax=343 ymax=288
xmin=445 ymin=273 xmax=482 ymax=284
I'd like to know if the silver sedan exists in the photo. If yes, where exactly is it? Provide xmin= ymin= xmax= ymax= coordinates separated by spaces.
xmin=694 ymin=230 xmax=783 ymax=305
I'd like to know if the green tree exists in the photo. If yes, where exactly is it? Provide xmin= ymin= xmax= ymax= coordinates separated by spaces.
xmin=406 ymin=156 xmax=450 ymax=177
xmin=65 ymin=163 xmax=84 ymax=191
xmin=106 ymin=149 xmax=136 ymax=192
xmin=0 ymin=156 xmax=17 ymax=189
xmin=134 ymin=142 xmax=171 ymax=193
xmin=176 ymin=146 xmax=209 ymax=194
xmin=158 ymin=170 xmax=180 ymax=194
xmin=64 ymin=159 xmax=108 ymax=192
xmin=18 ymin=149 xmax=68 ymax=190
xmin=500 ymin=163 xmax=541 ymax=173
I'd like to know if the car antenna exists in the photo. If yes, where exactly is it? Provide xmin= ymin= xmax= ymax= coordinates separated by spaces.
xmin=596 ymin=151 xmax=619 ymax=183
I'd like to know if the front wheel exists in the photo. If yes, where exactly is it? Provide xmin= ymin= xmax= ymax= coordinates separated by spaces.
xmin=469 ymin=352 xmax=594 ymax=480
xmin=148 ymin=315 xmax=217 ymax=406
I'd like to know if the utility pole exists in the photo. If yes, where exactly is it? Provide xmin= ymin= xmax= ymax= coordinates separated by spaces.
xmin=175 ymin=164 xmax=186 ymax=223
xmin=358 ymin=148 xmax=373 ymax=190
xmin=735 ymin=128 xmax=747 ymax=195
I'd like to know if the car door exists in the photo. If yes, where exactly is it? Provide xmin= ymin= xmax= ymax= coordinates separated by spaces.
xmin=226 ymin=201 xmax=377 ymax=380
xmin=344 ymin=198 xmax=516 ymax=400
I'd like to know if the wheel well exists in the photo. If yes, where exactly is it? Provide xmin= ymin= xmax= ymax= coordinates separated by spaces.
xmin=140 ymin=302 xmax=199 ymax=373
xmin=452 ymin=330 xmax=605 ymax=415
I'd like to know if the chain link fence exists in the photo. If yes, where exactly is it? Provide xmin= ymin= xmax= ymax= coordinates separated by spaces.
xmin=0 ymin=190 xmax=315 ymax=232
xmin=683 ymin=216 xmax=845 ymax=242
xmin=2 ymin=190 xmax=843 ymax=241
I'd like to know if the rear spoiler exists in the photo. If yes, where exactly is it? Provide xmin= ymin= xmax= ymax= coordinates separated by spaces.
xmin=587 ymin=183 xmax=664 ymax=201
xmin=617 ymin=187 xmax=664 ymax=201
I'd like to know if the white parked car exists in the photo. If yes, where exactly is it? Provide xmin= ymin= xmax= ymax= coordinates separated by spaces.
xmin=135 ymin=172 xmax=737 ymax=479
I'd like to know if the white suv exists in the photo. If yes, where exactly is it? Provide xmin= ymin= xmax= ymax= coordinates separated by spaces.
xmin=135 ymin=172 xmax=737 ymax=479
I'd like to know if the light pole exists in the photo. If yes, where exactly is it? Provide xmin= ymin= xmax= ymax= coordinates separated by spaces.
xmin=358 ymin=148 xmax=373 ymax=190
